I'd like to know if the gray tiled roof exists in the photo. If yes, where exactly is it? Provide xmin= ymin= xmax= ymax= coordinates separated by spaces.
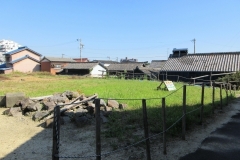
xmin=162 ymin=52 xmax=240 ymax=72
xmin=42 ymin=57 xmax=75 ymax=62
xmin=91 ymin=60 xmax=119 ymax=64
xmin=107 ymin=63 xmax=143 ymax=71
xmin=63 ymin=63 xmax=99 ymax=69
xmin=149 ymin=60 xmax=167 ymax=69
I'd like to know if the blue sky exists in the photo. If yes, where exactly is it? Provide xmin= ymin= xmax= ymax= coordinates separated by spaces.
xmin=1 ymin=0 xmax=240 ymax=62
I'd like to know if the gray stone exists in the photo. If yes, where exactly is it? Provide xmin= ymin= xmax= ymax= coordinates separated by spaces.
xmin=100 ymin=99 xmax=106 ymax=107
xmin=5 ymin=92 xmax=25 ymax=108
xmin=119 ymin=103 xmax=128 ymax=110
xmin=42 ymin=100 xmax=56 ymax=111
xmin=75 ymin=108 xmax=88 ymax=117
xmin=107 ymin=99 xmax=119 ymax=109
xmin=100 ymin=111 xmax=108 ymax=123
xmin=19 ymin=98 xmax=31 ymax=110
xmin=8 ymin=107 xmax=22 ymax=117
xmin=27 ymin=102 xmax=43 ymax=111
xmin=32 ymin=111 xmax=49 ymax=121
xmin=2 ymin=108 xmax=10 ymax=115
xmin=74 ymin=116 xmax=91 ymax=128
xmin=45 ymin=117 xmax=64 ymax=128
xmin=62 ymin=91 xmax=80 ymax=100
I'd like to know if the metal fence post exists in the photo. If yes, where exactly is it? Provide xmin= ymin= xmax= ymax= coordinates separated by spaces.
xmin=142 ymin=99 xmax=151 ymax=160
xmin=95 ymin=99 xmax=101 ymax=160
xmin=182 ymin=85 xmax=186 ymax=140
xmin=162 ymin=97 xmax=167 ymax=155
xmin=52 ymin=105 xmax=60 ymax=160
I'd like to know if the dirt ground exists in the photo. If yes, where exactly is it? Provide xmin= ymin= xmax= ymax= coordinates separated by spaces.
xmin=0 ymin=96 xmax=239 ymax=160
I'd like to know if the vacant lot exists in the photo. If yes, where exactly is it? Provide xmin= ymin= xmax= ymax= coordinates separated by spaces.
xmin=0 ymin=72 xmax=236 ymax=159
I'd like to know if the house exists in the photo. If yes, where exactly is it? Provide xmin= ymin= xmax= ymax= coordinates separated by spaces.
xmin=161 ymin=52 xmax=240 ymax=82
xmin=0 ymin=46 xmax=41 ymax=74
xmin=59 ymin=62 xmax=107 ymax=78
xmin=106 ymin=63 xmax=146 ymax=79
xmin=41 ymin=57 xmax=76 ymax=75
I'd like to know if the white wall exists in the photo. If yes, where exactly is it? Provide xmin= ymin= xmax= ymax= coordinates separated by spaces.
xmin=90 ymin=65 xmax=106 ymax=77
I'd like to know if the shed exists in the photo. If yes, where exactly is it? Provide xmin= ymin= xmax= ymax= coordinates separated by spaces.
xmin=60 ymin=62 xmax=107 ymax=77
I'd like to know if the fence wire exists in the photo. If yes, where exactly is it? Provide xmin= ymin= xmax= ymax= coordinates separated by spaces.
xmin=53 ymin=81 xmax=234 ymax=159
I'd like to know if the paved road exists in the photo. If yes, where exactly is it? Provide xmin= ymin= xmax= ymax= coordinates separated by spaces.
xmin=179 ymin=109 xmax=240 ymax=160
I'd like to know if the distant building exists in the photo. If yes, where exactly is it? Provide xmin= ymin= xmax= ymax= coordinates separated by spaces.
xmin=0 ymin=39 xmax=21 ymax=64
xmin=120 ymin=57 xmax=138 ymax=63
xmin=73 ymin=58 xmax=89 ymax=62
xmin=41 ymin=57 xmax=76 ymax=75
xmin=0 ymin=46 xmax=42 ymax=74
xmin=169 ymin=48 xmax=188 ymax=58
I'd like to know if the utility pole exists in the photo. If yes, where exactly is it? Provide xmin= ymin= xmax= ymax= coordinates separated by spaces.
xmin=62 ymin=54 xmax=64 ymax=58
xmin=77 ymin=39 xmax=84 ymax=62
xmin=192 ymin=38 xmax=196 ymax=54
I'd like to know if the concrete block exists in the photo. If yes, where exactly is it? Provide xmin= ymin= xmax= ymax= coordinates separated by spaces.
xmin=5 ymin=92 xmax=25 ymax=108
xmin=0 ymin=95 xmax=6 ymax=107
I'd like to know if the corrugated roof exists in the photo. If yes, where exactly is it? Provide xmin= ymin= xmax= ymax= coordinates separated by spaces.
xmin=63 ymin=62 xmax=99 ymax=69
xmin=3 ymin=46 xmax=42 ymax=56
xmin=162 ymin=52 xmax=240 ymax=72
xmin=107 ymin=63 xmax=142 ymax=71
xmin=149 ymin=60 xmax=167 ymax=69
xmin=91 ymin=60 xmax=119 ymax=64
xmin=42 ymin=57 xmax=75 ymax=62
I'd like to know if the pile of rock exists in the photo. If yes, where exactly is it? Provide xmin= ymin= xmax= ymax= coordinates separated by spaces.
xmin=2 ymin=91 xmax=127 ymax=128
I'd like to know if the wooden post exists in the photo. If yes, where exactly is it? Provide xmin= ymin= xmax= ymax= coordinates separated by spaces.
xmin=229 ymin=83 xmax=232 ymax=97
xmin=142 ymin=99 xmax=151 ymax=160
xmin=210 ymin=72 xmax=212 ymax=87
xmin=162 ymin=98 xmax=167 ymax=155
xmin=220 ymin=84 xmax=223 ymax=110
xmin=212 ymin=82 xmax=215 ymax=114
xmin=52 ymin=105 xmax=60 ymax=160
xmin=182 ymin=85 xmax=186 ymax=140
xmin=95 ymin=99 xmax=101 ymax=160
xmin=226 ymin=84 xmax=229 ymax=105
xmin=200 ymin=83 xmax=205 ymax=124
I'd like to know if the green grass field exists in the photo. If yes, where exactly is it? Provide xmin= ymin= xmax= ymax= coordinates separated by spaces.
xmin=0 ymin=72 xmax=234 ymax=139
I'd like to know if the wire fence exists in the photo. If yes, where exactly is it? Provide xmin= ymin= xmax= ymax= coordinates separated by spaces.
xmin=52 ymin=81 xmax=236 ymax=160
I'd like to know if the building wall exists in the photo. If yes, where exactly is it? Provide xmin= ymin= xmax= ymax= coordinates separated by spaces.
xmin=11 ymin=50 xmax=41 ymax=61
xmin=41 ymin=61 xmax=51 ymax=72
xmin=91 ymin=65 xmax=106 ymax=77
xmin=13 ymin=59 xmax=40 ymax=72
